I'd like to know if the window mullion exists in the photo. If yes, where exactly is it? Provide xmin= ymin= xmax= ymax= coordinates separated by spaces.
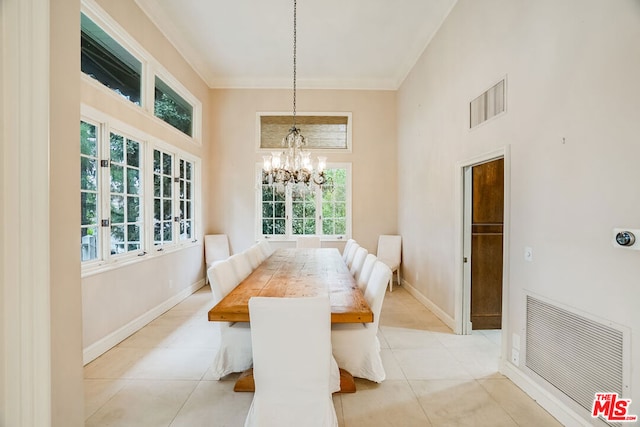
xmin=172 ymin=156 xmax=179 ymax=245
xmin=100 ymin=123 xmax=112 ymax=262
xmin=286 ymin=186 xmax=293 ymax=238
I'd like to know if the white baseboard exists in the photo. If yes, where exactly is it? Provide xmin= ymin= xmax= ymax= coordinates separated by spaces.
xmin=83 ymin=279 xmax=206 ymax=365
xmin=400 ymin=279 xmax=456 ymax=331
xmin=500 ymin=360 xmax=592 ymax=427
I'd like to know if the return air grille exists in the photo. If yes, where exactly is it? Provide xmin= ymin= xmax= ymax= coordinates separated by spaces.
xmin=470 ymin=79 xmax=505 ymax=128
xmin=526 ymin=296 xmax=624 ymax=421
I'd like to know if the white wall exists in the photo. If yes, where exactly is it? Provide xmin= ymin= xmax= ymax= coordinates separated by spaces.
xmin=398 ymin=0 xmax=640 ymax=423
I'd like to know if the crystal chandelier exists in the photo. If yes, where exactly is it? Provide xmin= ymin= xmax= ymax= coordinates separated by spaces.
xmin=262 ymin=0 xmax=327 ymax=190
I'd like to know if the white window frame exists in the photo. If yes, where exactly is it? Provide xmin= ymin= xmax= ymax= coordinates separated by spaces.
xmin=81 ymin=0 xmax=202 ymax=144
xmin=254 ymin=162 xmax=352 ymax=242
xmin=81 ymin=106 xmax=201 ymax=277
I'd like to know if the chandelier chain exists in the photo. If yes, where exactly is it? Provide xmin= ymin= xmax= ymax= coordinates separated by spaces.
xmin=292 ymin=0 xmax=297 ymax=127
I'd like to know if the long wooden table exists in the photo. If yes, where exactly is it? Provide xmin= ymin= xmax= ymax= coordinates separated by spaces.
xmin=208 ymin=247 xmax=373 ymax=392
xmin=208 ymin=247 xmax=373 ymax=324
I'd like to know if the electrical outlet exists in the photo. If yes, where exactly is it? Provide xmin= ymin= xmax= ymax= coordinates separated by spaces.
xmin=511 ymin=349 xmax=520 ymax=366
xmin=524 ymin=247 xmax=533 ymax=262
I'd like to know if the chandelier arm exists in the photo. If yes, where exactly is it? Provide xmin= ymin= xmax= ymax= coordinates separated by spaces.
xmin=292 ymin=0 xmax=297 ymax=128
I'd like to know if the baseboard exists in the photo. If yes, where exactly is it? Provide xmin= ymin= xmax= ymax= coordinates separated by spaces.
xmin=500 ymin=360 xmax=592 ymax=427
xmin=83 ymin=279 xmax=206 ymax=365
xmin=400 ymin=279 xmax=456 ymax=331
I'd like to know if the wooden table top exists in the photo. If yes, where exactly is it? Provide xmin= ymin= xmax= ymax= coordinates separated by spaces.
xmin=208 ymin=248 xmax=373 ymax=324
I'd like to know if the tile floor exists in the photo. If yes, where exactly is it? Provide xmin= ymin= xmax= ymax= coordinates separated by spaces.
xmin=84 ymin=285 xmax=562 ymax=426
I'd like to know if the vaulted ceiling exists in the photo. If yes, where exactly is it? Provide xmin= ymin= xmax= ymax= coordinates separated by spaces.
xmin=135 ymin=0 xmax=457 ymax=90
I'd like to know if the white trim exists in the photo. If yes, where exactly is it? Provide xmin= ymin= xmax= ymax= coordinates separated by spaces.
xmin=501 ymin=361 xmax=592 ymax=427
xmin=454 ymin=146 xmax=511 ymax=363
xmin=401 ymin=279 xmax=456 ymax=331
xmin=83 ymin=279 xmax=206 ymax=364
xmin=255 ymin=112 xmax=353 ymax=153
xmin=1 ymin=0 xmax=52 ymax=425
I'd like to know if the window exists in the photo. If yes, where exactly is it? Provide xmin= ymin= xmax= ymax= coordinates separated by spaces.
xmin=109 ymin=132 xmax=143 ymax=255
xmin=81 ymin=13 xmax=142 ymax=105
xmin=258 ymin=113 xmax=352 ymax=151
xmin=81 ymin=114 xmax=199 ymax=271
xmin=80 ymin=4 xmax=202 ymax=143
xmin=153 ymin=148 xmax=174 ymax=247
xmin=155 ymin=76 xmax=193 ymax=137
xmin=81 ymin=121 xmax=100 ymax=261
xmin=257 ymin=164 xmax=351 ymax=240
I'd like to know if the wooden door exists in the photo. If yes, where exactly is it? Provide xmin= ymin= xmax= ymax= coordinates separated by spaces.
xmin=470 ymin=158 xmax=504 ymax=330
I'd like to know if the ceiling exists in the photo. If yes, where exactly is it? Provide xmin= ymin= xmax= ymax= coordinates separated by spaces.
xmin=135 ymin=0 xmax=457 ymax=90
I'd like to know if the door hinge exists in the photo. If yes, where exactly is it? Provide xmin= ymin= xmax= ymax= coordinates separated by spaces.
xmin=100 ymin=160 xmax=109 ymax=167
xmin=463 ymin=257 xmax=468 ymax=263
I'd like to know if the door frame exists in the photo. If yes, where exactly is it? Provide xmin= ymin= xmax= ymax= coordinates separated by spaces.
xmin=454 ymin=146 xmax=511 ymax=339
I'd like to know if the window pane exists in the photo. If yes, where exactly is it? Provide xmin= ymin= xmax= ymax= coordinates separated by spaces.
xmin=126 ymin=139 xmax=140 ymax=167
xmin=163 ymin=153 xmax=172 ymax=175
xmin=110 ymin=133 xmax=124 ymax=163
xmin=80 ymin=121 xmax=97 ymax=156
xmin=81 ymin=228 xmax=99 ymax=261
xmin=153 ymin=150 xmax=161 ymax=173
xmin=110 ymin=165 xmax=124 ymax=193
xmin=127 ymin=168 xmax=140 ymax=195
xmin=163 ymin=221 xmax=173 ymax=241
xmin=163 ymin=177 xmax=172 ymax=197
xmin=127 ymin=196 xmax=140 ymax=222
xmin=81 ymin=192 xmax=98 ymax=225
xmin=110 ymin=195 xmax=124 ymax=223
xmin=81 ymin=157 xmax=98 ymax=191
xmin=163 ymin=200 xmax=172 ymax=220
xmin=81 ymin=13 xmax=141 ymax=105
xmin=154 ymin=76 xmax=193 ymax=137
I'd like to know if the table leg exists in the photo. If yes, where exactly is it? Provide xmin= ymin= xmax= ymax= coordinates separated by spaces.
xmin=232 ymin=368 xmax=357 ymax=393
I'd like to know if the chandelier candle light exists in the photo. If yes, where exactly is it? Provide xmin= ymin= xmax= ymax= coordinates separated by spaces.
xmin=262 ymin=0 xmax=327 ymax=190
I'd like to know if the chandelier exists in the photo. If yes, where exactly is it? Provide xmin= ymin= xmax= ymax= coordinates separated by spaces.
xmin=262 ymin=0 xmax=327 ymax=190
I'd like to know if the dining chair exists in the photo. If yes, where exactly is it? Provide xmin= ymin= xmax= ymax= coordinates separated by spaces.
xmin=296 ymin=235 xmax=321 ymax=248
xmin=376 ymin=234 xmax=402 ymax=292
xmin=331 ymin=260 xmax=392 ymax=383
xmin=229 ymin=252 xmax=253 ymax=282
xmin=204 ymin=234 xmax=230 ymax=282
xmin=245 ymin=295 xmax=338 ymax=427
xmin=256 ymin=239 xmax=274 ymax=258
xmin=354 ymin=253 xmax=377 ymax=292
xmin=246 ymin=244 xmax=265 ymax=269
xmin=342 ymin=238 xmax=356 ymax=261
xmin=349 ymin=246 xmax=368 ymax=277
xmin=344 ymin=242 xmax=360 ymax=270
xmin=207 ymin=260 xmax=252 ymax=380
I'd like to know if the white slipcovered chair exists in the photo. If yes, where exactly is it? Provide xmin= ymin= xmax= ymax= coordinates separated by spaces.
xmin=354 ymin=253 xmax=377 ymax=292
xmin=246 ymin=244 xmax=265 ymax=269
xmin=296 ymin=236 xmax=321 ymax=248
xmin=342 ymin=238 xmax=356 ymax=261
xmin=204 ymin=234 xmax=230 ymax=283
xmin=376 ymin=234 xmax=402 ymax=292
xmin=349 ymin=246 xmax=368 ymax=277
xmin=228 ymin=252 xmax=253 ymax=282
xmin=208 ymin=260 xmax=252 ymax=379
xmin=331 ymin=261 xmax=392 ymax=383
xmin=344 ymin=242 xmax=360 ymax=270
xmin=256 ymin=240 xmax=274 ymax=258
xmin=245 ymin=296 xmax=338 ymax=427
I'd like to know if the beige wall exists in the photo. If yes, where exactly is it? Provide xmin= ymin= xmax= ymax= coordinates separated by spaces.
xmin=81 ymin=0 xmax=210 ymax=360
xmin=208 ymin=88 xmax=397 ymax=254
xmin=398 ymin=0 xmax=640 ymax=422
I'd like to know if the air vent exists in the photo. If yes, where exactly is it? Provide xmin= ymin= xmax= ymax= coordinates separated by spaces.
xmin=470 ymin=79 xmax=505 ymax=128
xmin=526 ymin=296 xmax=627 ymax=426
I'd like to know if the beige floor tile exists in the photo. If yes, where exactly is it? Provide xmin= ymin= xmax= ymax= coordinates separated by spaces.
xmin=393 ymin=348 xmax=474 ymax=380
xmin=478 ymin=378 xmax=563 ymax=427
xmin=410 ymin=379 xmax=517 ymax=427
xmin=341 ymin=379 xmax=432 ymax=426
xmin=124 ymin=348 xmax=215 ymax=380
xmin=84 ymin=347 xmax=149 ymax=379
xmin=169 ymin=380 xmax=253 ymax=427
xmin=380 ymin=348 xmax=406 ymax=380
xmin=379 ymin=326 xmax=442 ymax=349
xmin=84 ymin=378 xmax=128 ymax=420
xmin=85 ymin=379 xmax=198 ymax=427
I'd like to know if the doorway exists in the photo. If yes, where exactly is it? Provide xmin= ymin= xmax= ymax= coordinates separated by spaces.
xmin=461 ymin=155 xmax=506 ymax=333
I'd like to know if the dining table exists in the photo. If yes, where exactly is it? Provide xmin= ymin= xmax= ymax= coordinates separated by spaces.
xmin=208 ymin=247 xmax=373 ymax=392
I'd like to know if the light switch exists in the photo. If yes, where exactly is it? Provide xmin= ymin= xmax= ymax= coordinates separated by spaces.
xmin=524 ymin=247 xmax=533 ymax=262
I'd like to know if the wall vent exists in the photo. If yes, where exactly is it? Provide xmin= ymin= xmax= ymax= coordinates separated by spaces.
xmin=526 ymin=296 xmax=626 ymax=425
xmin=470 ymin=79 xmax=505 ymax=128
